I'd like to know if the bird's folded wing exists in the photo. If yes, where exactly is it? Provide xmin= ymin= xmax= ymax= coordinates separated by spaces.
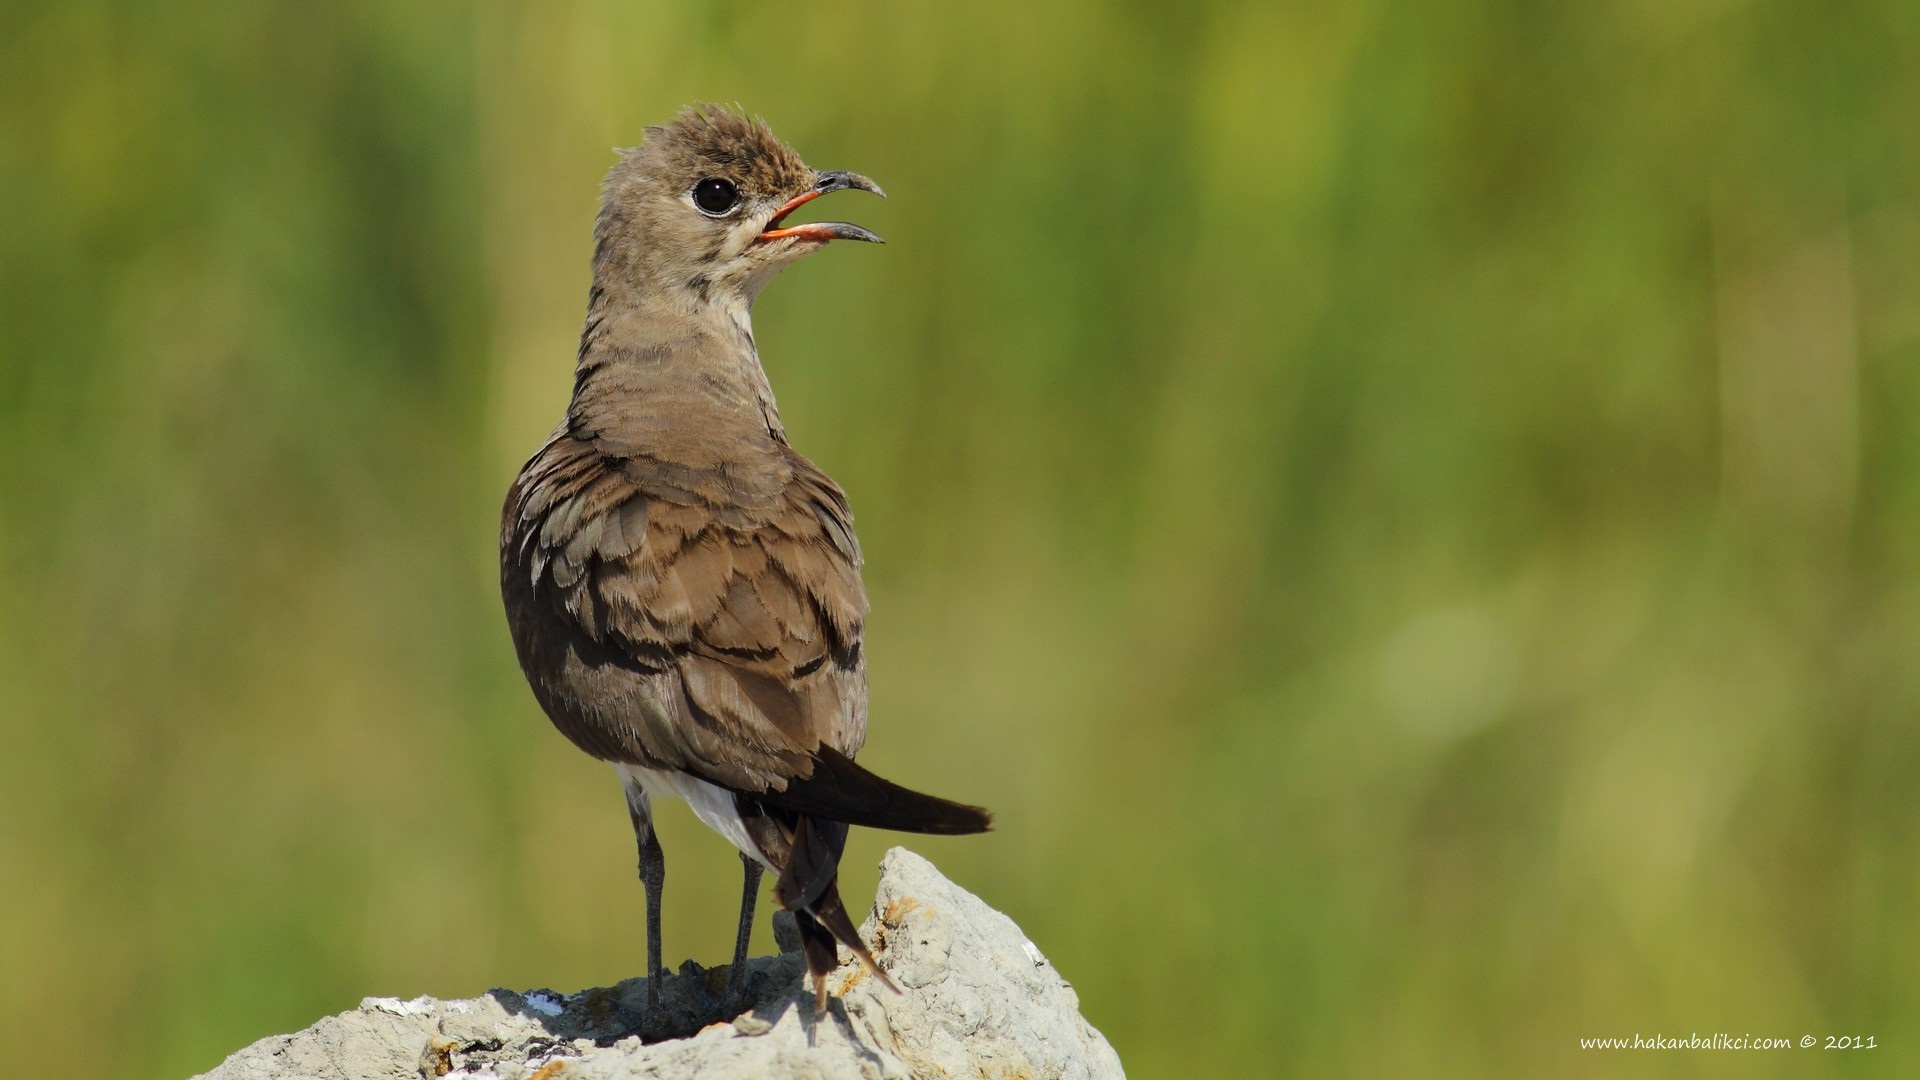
xmin=505 ymin=433 xmax=869 ymax=790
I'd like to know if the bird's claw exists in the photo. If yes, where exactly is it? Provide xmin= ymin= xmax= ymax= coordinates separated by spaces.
xmin=674 ymin=957 xmax=757 ymax=1024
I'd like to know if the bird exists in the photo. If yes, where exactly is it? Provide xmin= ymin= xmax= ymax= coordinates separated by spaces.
xmin=499 ymin=106 xmax=992 ymax=1027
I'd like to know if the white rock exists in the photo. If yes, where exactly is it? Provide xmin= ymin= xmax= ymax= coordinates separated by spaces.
xmin=195 ymin=848 xmax=1124 ymax=1080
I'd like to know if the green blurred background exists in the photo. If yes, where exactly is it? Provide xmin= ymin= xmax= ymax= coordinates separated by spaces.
xmin=3 ymin=1 xmax=1917 ymax=1076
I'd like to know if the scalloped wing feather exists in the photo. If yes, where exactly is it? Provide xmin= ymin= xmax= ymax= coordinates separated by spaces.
xmin=502 ymin=431 xmax=868 ymax=791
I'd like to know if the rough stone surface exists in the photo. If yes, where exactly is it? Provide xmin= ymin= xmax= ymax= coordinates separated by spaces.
xmin=196 ymin=848 xmax=1124 ymax=1079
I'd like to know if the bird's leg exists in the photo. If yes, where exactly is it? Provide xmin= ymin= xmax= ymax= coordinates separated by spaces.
xmin=718 ymin=852 xmax=765 ymax=1015
xmin=639 ymin=830 xmax=666 ymax=1002
xmin=628 ymin=797 xmax=667 ymax=1018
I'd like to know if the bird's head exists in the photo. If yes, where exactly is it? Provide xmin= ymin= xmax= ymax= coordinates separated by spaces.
xmin=595 ymin=106 xmax=884 ymax=309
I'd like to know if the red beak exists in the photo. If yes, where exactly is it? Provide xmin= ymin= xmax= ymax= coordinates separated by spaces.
xmin=758 ymin=171 xmax=885 ymax=244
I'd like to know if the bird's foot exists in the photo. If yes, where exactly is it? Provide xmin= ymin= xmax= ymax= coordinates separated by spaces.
xmin=717 ymin=965 xmax=756 ymax=1020
xmin=609 ymin=968 xmax=685 ymax=1044
xmin=609 ymin=958 xmax=768 ymax=1042
xmin=678 ymin=958 xmax=726 ymax=1014
xmin=675 ymin=957 xmax=760 ymax=1026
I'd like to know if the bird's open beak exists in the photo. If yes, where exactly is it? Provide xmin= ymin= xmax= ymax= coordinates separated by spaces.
xmin=758 ymin=171 xmax=885 ymax=244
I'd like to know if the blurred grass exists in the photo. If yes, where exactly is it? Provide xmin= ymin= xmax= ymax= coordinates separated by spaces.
xmin=2 ymin=1 xmax=1918 ymax=1076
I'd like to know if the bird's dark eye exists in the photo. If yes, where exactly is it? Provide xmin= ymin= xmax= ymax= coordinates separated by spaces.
xmin=692 ymin=177 xmax=739 ymax=216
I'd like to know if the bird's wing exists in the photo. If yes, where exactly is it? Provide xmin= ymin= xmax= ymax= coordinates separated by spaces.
xmin=503 ymin=430 xmax=868 ymax=791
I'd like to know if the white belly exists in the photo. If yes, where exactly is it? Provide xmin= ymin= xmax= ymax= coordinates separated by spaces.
xmin=614 ymin=763 xmax=774 ymax=869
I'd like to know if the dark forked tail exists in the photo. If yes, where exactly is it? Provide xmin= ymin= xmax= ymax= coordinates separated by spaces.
xmin=733 ymin=749 xmax=991 ymax=1009
xmin=782 ymin=816 xmax=896 ymax=1011
xmin=736 ymin=799 xmax=904 ymax=1010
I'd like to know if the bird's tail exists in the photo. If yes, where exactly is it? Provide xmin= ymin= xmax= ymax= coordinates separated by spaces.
xmin=759 ymin=747 xmax=993 ymax=835
xmin=734 ymin=749 xmax=989 ymax=1010
xmin=737 ymin=800 xmax=901 ymax=1011
xmin=781 ymin=814 xmax=898 ymax=1012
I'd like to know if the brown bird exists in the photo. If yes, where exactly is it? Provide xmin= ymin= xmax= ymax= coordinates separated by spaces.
xmin=499 ymin=107 xmax=992 ymax=1026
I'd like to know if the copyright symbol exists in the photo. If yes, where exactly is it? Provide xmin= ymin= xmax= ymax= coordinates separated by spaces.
xmin=1801 ymin=1036 xmax=1816 ymax=1047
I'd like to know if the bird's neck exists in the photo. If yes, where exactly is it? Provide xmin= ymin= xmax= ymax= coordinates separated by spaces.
xmin=568 ymin=275 xmax=787 ymax=453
